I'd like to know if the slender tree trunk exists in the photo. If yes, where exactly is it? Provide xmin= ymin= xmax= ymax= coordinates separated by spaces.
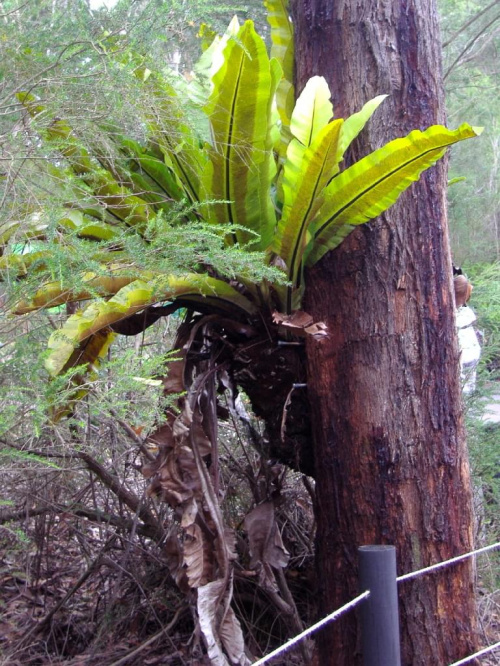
xmin=291 ymin=0 xmax=479 ymax=664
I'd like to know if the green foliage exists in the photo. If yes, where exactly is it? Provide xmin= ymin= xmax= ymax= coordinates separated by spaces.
xmin=0 ymin=524 xmax=30 ymax=545
xmin=0 ymin=9 xmax=480 ymax=415
xmin=439 ymin=0 xmax=500 ymax=263
xmin=0 ymin=448 xmax=61 ymax=469
xmin=0 ymin=314 xmax=55 ymax=438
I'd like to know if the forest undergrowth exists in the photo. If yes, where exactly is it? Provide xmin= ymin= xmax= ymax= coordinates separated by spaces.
xmin=0 ymin=313 xmax=318 ymax=665
xmin=0 ymin=307 xmax=499 ymax=665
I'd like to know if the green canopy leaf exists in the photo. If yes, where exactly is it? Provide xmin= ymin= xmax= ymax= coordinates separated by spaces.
xmin=275 ymin=119 xmax=343 ymax=311
xmin=307 ymin=123 xmax=483 ymax=266
xmin=13 ymin=273 xmax=147 ymax=314
xmin=336 ymin=94 xmax=387 ymax=161
xmin=202 ymin=21 xmax=280 ymax=251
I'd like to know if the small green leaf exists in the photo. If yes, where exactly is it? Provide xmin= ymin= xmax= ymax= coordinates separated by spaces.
xmin=448 ymin=176 xmax=466 ymax=186
xmin=290 ymin=76 xmax=333 ymax=148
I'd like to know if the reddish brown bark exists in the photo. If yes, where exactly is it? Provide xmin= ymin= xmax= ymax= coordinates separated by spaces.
xmin=291 ymin=0 xmax=479 ymax=664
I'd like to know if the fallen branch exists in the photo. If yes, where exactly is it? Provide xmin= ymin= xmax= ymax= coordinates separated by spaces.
xmin=0 ymin=503 xmax=162 ymax=540
xmin=0 ymin=438 xmax=165 ymax=541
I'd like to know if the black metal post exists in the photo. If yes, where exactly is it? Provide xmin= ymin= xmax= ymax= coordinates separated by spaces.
xmin=358 ymin=545 xmax=401 ymax=666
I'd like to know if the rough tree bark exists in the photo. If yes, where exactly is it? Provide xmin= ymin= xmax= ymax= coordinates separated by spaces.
xmin=291 ymin=0 xmax=479 ymax=664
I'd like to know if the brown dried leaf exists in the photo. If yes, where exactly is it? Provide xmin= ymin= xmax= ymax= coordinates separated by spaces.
xmin=197 ymin=578 xmax=251 ymax=666
xmin=273 ymin=310 xmax=313 ymax=328
xmin=304 ymin=321 xmax=328 ymax=337
xmin=224 ymin=527 xmax=238 ymax=562
xmin=243 ymin=501 xmax=290 ymax=571
xmin=162 ymin=356 xmax=186 ymax=394
xmin=164 ymin=532 xmax=190 ymax=593
xmin=181 ymin=497 xmax=199 ymax=528
xmin=162 ymin=448 xmax=199 ymax=504
xmin=190 ymin=417 xmax=213 ymax=457
xmin=184 ymin=523 xmax=212 ymax=588
xmin=272 ymin=310 xmax=328 ymax=339
xmin=143 ymin=414 xmax=176 ymax=465
xmin=214 ymin=527 xmax=238 ymax=572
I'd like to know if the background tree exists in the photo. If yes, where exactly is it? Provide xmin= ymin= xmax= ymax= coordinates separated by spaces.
xmin=291 ymin=0 xmax=479 ymax=664
xmin=440 ymin=0 xmax=500 ymax=263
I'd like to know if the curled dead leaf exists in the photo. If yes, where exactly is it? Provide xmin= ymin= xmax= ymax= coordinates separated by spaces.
xmin=243 ymin=500 xmax=290 ymax=590
xmin=197 ymin=577 xmax=251 ymax=666
xmin=272 ymin=310 xmax=328 ymax=339
xmin=164 ymin=532 xmax=190 ymax=593
xmin=162 ymin=355 xmax=186 ymax=394
xmin=184 ymin=523 xmax=212 ymax=588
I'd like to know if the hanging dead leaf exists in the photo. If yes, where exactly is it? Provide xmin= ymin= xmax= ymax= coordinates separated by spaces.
xmin=184 ymin=523 xmax=212 ymax=588
xmin=147 ymin=444 xmax=202 ymax=506
xmin=162 ymin=355 xmax=186 ymax=394
xmin=144 ymin=413 xmax=176 ymax=457
xmin=214 ymin=527 xmax=238 ymax=568
xmin=181 ymin=497 xmax=199 ymax=528
xmin=272 ymin=310 xmax=328 ymax=339
xmin=190 ymin=416 xmax=213 ymax=457
xmin=273 ymin=310 xmax=313 ymax=328
xmin=197 ymin=577 xmax=251 ymax=666
xmin=304 ymin=321 xmax=328 ymax=337
xmin=164 ymin=532 xmax=190 ymax=593
xmin=243 ymin=501 xmax=290 ymax=582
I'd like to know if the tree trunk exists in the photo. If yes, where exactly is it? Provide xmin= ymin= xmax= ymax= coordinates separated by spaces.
xmin=291 ymin=0 xmax=479 ymax=664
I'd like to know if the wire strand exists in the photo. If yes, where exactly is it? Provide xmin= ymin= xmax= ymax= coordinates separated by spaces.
xmin=448 ymin=641 xmax=500 ymax=666
xmin=251 ymin=542 xmax=500 ymax=665
xmin=251 ymin=590 xmax=370 ymax=666
xmin=397 ymin=541 xmax=500 ymax=583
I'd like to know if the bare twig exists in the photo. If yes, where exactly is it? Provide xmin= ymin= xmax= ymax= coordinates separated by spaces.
xmin=107 ymin=604 xmax=187 ymax=666
xmin=0 ymin=503 xmax=162 ymax=540
xmin=443 ymin=0 xmax=500 ymax=48
xmin=0 ymin=1 xmax=29 ymax=19
xmin=16 ymin=534 xmax=118 ymax=649
xmin=0 ymin=438 xmax=165 ymax=540
xmin=444 ymin=13 xmax=500 ymax=80
xmin=109 ymin=408 xmax=156 ymax=462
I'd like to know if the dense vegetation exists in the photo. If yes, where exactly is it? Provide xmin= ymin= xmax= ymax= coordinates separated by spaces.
xmin=0 ymin=1 xmax=499 ymax=664
xmin=441 ymin=0 xmax=500 ymax=570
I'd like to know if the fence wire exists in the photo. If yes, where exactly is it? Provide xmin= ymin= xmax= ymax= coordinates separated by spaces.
xmin=397 ymin=541 xmax=500 ymax=583
xmin=448 ymin=640 xmax=500 ymax=666
xmin=251 ymin=591 xmax=370 ymax=666
xmin=251 ymin=541 xmax=500 ymax=666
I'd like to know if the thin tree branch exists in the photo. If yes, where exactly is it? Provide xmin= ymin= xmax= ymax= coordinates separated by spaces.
xmin=109 ymin=408 xmax=156 ymax=462
xmin=443 ymin=0 xmax=500 ymax=48
xmin=444 ymin=13 xmax=500 ymax=80
xmin=0 ymin=503 xmax=162 ymax=539
xmin=0 ymin=438 xmax=165 ymax=540
xmin=16 ymin=533 xmax=118 ymax=649
xmin=0 ymin=1 xmax=29 ymax=19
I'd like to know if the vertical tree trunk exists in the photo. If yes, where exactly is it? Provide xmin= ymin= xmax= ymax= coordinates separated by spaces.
xmin=291 ymin=0 xmax=479 ymax=664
